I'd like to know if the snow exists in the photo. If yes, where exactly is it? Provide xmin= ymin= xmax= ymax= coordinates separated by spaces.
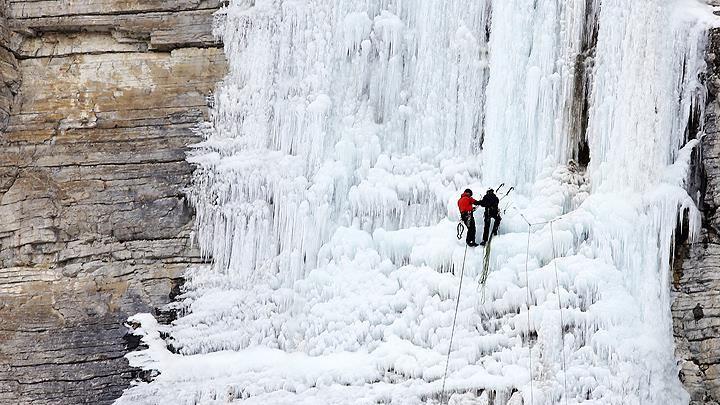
xmin=117 ymin=0 xmax=717 ymax=404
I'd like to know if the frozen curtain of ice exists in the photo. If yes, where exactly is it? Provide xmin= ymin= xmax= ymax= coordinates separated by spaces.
xmin=118 ymin=1 xmax=717 ymax=404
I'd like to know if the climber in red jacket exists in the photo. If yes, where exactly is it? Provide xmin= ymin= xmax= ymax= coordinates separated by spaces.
xmin=457 ymin=189 xmax=482 ymax=247
xmin=458 ymin=188 xmax=502 ymax=247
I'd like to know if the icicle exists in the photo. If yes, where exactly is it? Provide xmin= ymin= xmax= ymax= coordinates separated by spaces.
xmin=117 ymin=1 xmax=719 ymax=404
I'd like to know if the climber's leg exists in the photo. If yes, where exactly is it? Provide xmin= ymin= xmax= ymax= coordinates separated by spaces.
xmin=482 ymin=215 xmax=492 ymax=244
xmin=461 ymin=212 xmax=477 ymax=246
xmin=492 ymin=213 xmax=501 ymax=236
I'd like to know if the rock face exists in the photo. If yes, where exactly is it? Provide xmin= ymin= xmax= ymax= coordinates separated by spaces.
xmin=0 ymin=1 xmax=226 ymax=403
xmin=673 ymin=28 xmax=720 ymax=405
xmin=0 ymin=0 xmax=18 ymax=131
xmin=1 ymin=0 xmax=718 ymax=404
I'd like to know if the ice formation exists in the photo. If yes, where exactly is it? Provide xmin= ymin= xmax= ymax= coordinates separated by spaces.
xmin=117 ymin=1 xmax=717 ymax=404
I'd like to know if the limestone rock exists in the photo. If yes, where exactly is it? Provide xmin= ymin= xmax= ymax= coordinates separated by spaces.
xmin=0 ymin=0 xmax=19 ymax=131
xmin=0 ymin=0 xmax=226 ymax=403
xmin=673 ymin=26 xmax=720 ymax=405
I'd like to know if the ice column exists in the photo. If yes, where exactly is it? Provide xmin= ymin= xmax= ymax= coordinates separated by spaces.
xmin=482 ymin=0 xmax=598 ymax=188
xmin=189 ymin=0 xmax=493 ymax=284
xmin=587 ymin=0 xmax=708 ymax=192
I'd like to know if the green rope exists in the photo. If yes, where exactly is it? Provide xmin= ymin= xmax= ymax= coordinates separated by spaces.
xmin=477 ymin=219 xmax=494 ymax=302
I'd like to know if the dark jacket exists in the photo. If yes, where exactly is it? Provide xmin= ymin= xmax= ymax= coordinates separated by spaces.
xmin=478 ymin=192 xmax=499 ymax=209
xmin=478 ymin=192 xmax=499 ymax=216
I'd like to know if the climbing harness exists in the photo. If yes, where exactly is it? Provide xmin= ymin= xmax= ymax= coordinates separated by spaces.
xmin=440 ymin=244 xmax=469 ymax=405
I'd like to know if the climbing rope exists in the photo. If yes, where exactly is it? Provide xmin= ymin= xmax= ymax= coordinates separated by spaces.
xmin=477 ymin=218 xmax=495 ymax=303
xmin=478 ymin=186 xmax=514 ymax=296
xmin=440 ymin=244 xmax=468 ymax=405
xmin=446 ymin=190 xmax=573 ymax=404
xmin=514 ymin=206 xmax=570 ymax=405
xmin=523 ymin=222 xmax=535 ymax=405
xmin=550 ymin=221 xmax=570 ymax=405
xmin=479 ymin=236 xmax=492 ymax=285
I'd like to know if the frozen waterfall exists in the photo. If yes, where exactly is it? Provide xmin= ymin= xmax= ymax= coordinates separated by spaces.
xmin=117 ymin=1 xmax=717 ymax=404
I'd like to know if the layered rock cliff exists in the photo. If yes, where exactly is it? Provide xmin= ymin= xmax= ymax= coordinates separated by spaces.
xmin=673 ymin=26 xmax=720 ymax=405
xmin=0 ymin=1 xmax=225 ymax=403
xmin=0 ymin=0 xmax=18 ymax=131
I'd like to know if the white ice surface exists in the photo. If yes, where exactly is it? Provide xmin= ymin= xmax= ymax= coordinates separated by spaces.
xmin=117 ymin=1 xmax=717 ymax=404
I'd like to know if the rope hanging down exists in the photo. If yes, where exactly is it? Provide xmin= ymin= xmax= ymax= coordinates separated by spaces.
xmin=446 ymin=198 xmax=569 ymax=404
xmin=516 ymin=207 xmax=570 ymax=405
xmin=477 ymin=218 xmax=495 ymax=303
xmin=523 ymin=222 xmax=535 ymax=405
xmin=440 ymin=244 xmax=468 ymax=405
xmin=550 ymin=221 xmax=570 ymax=405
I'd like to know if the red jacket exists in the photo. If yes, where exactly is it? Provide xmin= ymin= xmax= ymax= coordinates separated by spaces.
xmin=458 ymin=192 xmax=477 ymax=213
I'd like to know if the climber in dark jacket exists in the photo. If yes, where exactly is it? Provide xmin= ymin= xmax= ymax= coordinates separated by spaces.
xmin=457 ymin=189 xmax=482 ymax=247
xmin=477 ymin=188 xmax=501 ymax=245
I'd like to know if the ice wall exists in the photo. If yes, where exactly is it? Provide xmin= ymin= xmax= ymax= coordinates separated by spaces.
xmin=118 ymin=1 xmax=717 ymax=404
xmin=482 ymin=0 xmax=597 ymax=187
xmin=188 ymin=0 xmax=493 ymax=285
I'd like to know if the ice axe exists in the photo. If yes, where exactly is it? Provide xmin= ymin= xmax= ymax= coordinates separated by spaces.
xmin=498 ymin=186 xmax=514 ymax=214
xmin=500 ymin=186 xmax=514 ymax=200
